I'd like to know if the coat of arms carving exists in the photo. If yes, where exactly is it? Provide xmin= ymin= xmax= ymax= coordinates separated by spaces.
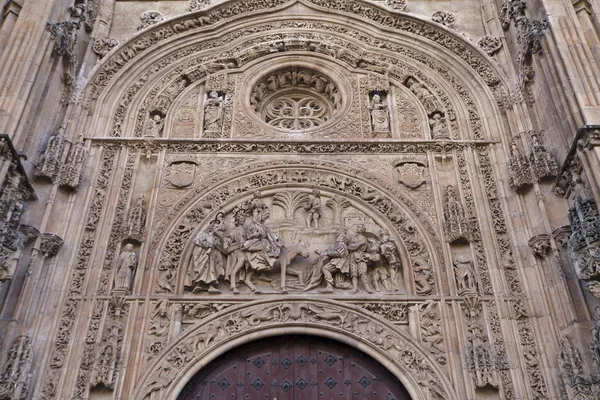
xmin=169 ymin=161 xmax=196 ymax=188
xmin=396 ymin=163 xmax=426 ymax=189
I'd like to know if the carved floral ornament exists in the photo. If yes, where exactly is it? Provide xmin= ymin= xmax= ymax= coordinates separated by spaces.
xmin=133 ymin=298 xmax=457 ymax=400
xmin=83 ymin=0 xmax=503 ymax=104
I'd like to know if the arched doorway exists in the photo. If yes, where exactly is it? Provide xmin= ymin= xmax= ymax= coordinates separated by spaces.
xmin=177 ymin=335 xmax=412 ymax=400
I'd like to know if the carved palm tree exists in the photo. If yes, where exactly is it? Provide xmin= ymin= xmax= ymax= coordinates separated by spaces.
xmin=272 ymin=191 xmax=310 ymax=223
xmin=326 ymin=195 xmax=351 ymax=226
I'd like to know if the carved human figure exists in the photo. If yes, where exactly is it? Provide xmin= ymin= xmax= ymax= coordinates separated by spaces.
xmin=347 ymin=224 xmax=374 ymax=294
xmin=144 ymin=114 xmax=164 ymax=137
xmin=317 ymin=230 xmax=351 ymax=293
xmin=304 ymin=189 xmax=322 ymax=229
xmin=369 ymin=93 xmax=390 ymax=133
xmin=453 ymin=257 xmax=477 ymax=294
xmin=379 ymin=229 xmax=402 ymax=286
xmin=224 ymin=208 xmax=248 ymax=283
xmin=203 ymin=91 xmax=225 ymax=134
xmin=185 ymin=215 xmax=227 ymax=294
xmin=113 ymin=244 xmax=137 ymax=293
xmin=429 ymin=112 xmax=448 ymax=139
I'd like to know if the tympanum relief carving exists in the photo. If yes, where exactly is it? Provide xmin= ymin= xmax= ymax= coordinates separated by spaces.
xmin=183 ymin=190 xmax=405 ymax=295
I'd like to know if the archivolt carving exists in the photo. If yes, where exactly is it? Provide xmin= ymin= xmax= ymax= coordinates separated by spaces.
xmin=132 ymin=298 xmax=457 ymax=400
xmin=86 ymin=0 xmax=501 ymax=103
xmin=151 ymin=161 xmax=439 ymax=296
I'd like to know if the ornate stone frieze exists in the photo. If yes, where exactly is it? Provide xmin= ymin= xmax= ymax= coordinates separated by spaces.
xmin=528 ymin=132 xmax=559 ymax=181
xmin=35 ymin=126 xmax=66 ymax=181
xmin=87 ymin=0 xmax=501 ymax=102
xmin=58 ymin=137 xmax=87 ymax=191
xmin=90 ymin=295 xmax=129 ymax=391
xmin=137 ymin=11 xmax=164 ymax=31
xmin=360 ymin=302 xmax=408 ymax=324
xmin=0 ymin=335 xmax=33 ymax=400
xmin=528 ymin=234 xmax=551 ymax=258
xmin=41 ymin=149 xmax=117 ymax=400
xmin=189 ymin=0 xmax=211 ymax=11
xmin=443 ymin=185 xmax=475 ymax=244
xmin=46 ymin=21 xmax=80 ymax=102
xmin=385 ymin=0 xmax=406 ymax=11
xmin=418 ymin=300 xmax=447 ymax=365
xmin=431 ymin=11 xmax=456 ymax=28
xmin=477 ymin=35 xmax=503 ymax=56
xmin=92 ymin=37 xmax=119 ymax=58
xmin=135 ymin=299 xmax=453 ymax=400
xmin=568 ymin=197 xmax=600 ymax=280
xmin=98 ymin=153 xmax=137 ymax=295
xmin=40 ymin=233 xmax=64 ymax=257
xmin=508 ymin=140 xmax=534 ymax=191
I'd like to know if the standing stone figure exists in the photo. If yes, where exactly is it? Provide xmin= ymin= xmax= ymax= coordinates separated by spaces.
xmin=114 ymin=244 xmax=138 ymax=293
xmin=453 ymin=257 xmax=477 ymax=294
xmin=185 ymin=215 xmax=227 ymax=294
xmin=369 ymin=94 xmax=390 ymax=133
xmin=305 ymin=189 xmax=322 ymax=229
xmin=347 ymin=224 xmax=374 ymax=294
xmin=203 ymin=91 xmax=225 ymax=135
xmin=379 ymin=229 xmax=402 ymax=286
xmin=317 ymin=230 xmax=351 ymax=293
xmin=144 ymin=114 xmax=164 ymax=137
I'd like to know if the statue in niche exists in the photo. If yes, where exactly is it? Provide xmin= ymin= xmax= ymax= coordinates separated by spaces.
xmin=203 ymin=91 xmax=225 ymax=136
xmin=185 ymin=214 xmax=227 ymax=294
xmin=369 ymin=93 xmax=390 ymax=134
xmin=304 ymin=189 xmax=322 ymax=229
xmin=113 ymin=244 xmax=137 ymax=293
xmin=429 ymin=112 xmax=449 ymax=139
xmin=144 ymin=114 xmax=164 ymax=137
xmin=453 ymin=257 xmax=477 ymax=294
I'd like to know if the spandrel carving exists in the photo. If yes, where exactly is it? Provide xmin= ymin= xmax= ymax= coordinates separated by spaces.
xmin=182 ymin=190 xmax=406 ymax=295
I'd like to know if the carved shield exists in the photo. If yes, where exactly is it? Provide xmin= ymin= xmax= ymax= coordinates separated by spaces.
xmin=397 ymin=163 xmax=426 ymax=189
xmin=170 ymin=162 xmax=196 ymax=188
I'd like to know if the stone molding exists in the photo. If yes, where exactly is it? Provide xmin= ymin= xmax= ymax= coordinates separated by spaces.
xmin=132 ymin=298 xmax=458 ymax=400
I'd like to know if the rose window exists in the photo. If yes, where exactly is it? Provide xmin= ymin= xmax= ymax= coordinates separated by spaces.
xmin=250 ymin=67 xmax=342 ymax=132
xmin=263 ymin=93 xmax=330 ymax=130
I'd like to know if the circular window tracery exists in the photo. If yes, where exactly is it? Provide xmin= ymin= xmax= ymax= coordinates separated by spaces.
xmin=250 ymin=67 xmax=342 ymax=133
xmin=263 ymin=91 xmax=330 ymax=130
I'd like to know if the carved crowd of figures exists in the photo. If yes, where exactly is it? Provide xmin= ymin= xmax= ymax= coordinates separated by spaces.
xmin=185 ymin=192 xmax=403 ymax=294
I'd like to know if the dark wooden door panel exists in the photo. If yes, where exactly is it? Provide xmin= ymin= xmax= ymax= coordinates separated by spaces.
xmin=178 ymin=336 xmax=411 ymax=400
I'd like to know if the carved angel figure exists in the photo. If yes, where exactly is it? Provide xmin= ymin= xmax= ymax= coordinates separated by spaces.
xmin=114 ymin=244 xmax=137 ymax=292
xmin=429 ymin=112 xmax=449 ymax=139
xmin=369 ymin=94 xmax=390 ymax=133
xmin=144 ymin=114 xmax=164 ymax=137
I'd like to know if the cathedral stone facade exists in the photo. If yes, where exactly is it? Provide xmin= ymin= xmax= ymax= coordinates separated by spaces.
xmin=0 ymin=0 xmax=599 ymax=399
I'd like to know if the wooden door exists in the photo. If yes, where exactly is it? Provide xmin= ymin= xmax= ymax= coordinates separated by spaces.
xmin=178 ymin=335 xmax=412 ymax=400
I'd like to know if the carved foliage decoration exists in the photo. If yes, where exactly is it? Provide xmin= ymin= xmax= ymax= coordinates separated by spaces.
xmin=477 ymin=36 xmax=503 ymax=56
xmin=86 ymin=0 xmax=501 ymax=102
xmin=138 ymin=11 xmax=164 ymax=31
xmin=568 ymin=197 xmax=600 ymax=281
xmin=0 ymin=335 xmax=33 ymax=400
xmin=135 ymin=299 xmax=453 ymax=400
xmin=92 ymin=37 xmax=119 ymax=58
xmin=431 ymin=11 xmax=456 ymax=28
